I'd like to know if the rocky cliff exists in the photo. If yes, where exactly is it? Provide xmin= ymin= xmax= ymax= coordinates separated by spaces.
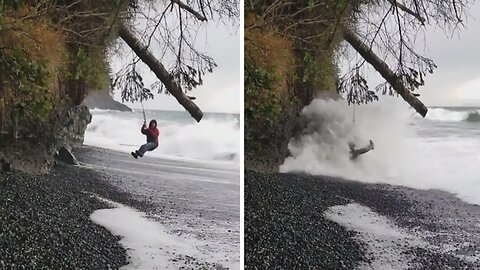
xmin=0 ymin=105 xmax=91 ymax=174
xmin=83 ymin=90 xmax=132 ymax=112
xmin=244 ymin=4 xmax=344 ymax=172
xmin=0 ymin=1 xmax=131 ymax=174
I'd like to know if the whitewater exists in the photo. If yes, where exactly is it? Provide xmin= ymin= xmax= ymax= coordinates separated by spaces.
xmin=84 ymin=109 xmax=240 ymax=165
xmin=281 ymin=98 xmax=480 ymax=205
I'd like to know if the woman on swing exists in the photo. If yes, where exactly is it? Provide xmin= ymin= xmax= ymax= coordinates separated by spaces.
xmin=131 ymin=119 xmax=159 ymax=159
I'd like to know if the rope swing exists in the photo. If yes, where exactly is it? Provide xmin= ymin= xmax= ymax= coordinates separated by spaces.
xmin=352 ymin=104 xmax=356 ymax=124
xmin=140 ymin=98 xmax=146 ymax=124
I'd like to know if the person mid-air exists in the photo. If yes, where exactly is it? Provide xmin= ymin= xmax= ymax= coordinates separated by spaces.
xmin=131 ymin=119 xmax=159 ymax=159
xmin=348 ymin=139 xmax=374 ymax=160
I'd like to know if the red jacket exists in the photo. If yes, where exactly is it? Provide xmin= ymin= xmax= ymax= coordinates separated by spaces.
xmin=141 ymin=126 xmax=159 ymax=145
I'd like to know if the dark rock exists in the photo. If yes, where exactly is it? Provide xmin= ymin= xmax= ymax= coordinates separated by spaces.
xmin=245 ymin=104 xmax=303 ymax=172
xmin=55 ymin=147 xmax=79 ymax=165
xmin=245 ymin=61 xmax=341 ymax=173
xmin=0 ymin=159 xmax=10 ymax=171
xmin=54 ymin=105 xmax=92 ymax=150
xmin=0 ymin=105 xmax=91 ymax=174
xmin=83 ymin=90 xmax=132 ymax=112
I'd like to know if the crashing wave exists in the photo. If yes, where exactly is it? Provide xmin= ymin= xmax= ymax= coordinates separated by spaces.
xmin=425 ymin=108 xmax=480 ymax=122
xmin=84 ymin=110 xmax=240 ymax=163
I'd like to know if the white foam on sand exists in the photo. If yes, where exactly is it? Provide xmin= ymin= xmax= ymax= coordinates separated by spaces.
xmin=90 ymin=196 xmax=238 ymax=270
xmin=324 ymin=203 xmax=426 ymax=270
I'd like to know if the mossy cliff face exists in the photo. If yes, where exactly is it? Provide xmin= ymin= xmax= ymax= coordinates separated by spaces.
xmin=245 ymin=1 xmax=353 ymax=171
xmin=0 ymin=1 xmax=130 ymax=173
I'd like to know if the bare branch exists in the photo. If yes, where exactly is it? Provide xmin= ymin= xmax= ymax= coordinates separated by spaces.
xmin=386 ymin=0 xmax=426 ymax=25
xmin=171 ymin=0 xmax=207 ymax=21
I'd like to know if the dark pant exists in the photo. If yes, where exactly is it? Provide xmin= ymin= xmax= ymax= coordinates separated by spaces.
xmin=137 ymin=142 xmax=158 ymax=156
xmin=349 ymin=141 xmax=374 ymax=160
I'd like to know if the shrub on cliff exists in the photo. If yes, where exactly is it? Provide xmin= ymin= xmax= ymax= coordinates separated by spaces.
xmin=0 ymin=0 xmax=126 ymax=138
xmin=244 ymin=0 xmax=351 ymax=165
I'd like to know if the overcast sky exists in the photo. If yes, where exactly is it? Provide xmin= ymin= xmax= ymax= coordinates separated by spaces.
xmin=112 ymin=19 xmax=240 ymax=114
xmin=359 ymin=2 xmax=480 ymax=107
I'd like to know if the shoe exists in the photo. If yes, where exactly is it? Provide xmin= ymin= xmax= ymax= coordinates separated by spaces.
xmin=131 ymin=152 xmax=138 ymax=159
xmin=136 ymin=150 xmax=143 ymax=158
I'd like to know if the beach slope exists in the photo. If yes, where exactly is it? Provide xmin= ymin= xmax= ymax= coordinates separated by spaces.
xmin=245 ymin=170 xmax=480 ymax=269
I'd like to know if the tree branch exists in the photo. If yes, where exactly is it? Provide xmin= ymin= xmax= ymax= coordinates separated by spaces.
xmin=387 ymin=0 xmax=426 ymax=25
xmin=119 ymin=24 xmax=204 ymax=122
xmin=343 ymin=28 xmax=428 ymax=117
xmin=171 ymin=0 xmax=207 ymax=21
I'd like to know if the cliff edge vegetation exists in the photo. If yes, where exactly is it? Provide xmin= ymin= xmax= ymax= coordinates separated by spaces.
xmin=0 ymin=0 xmax=239 ymax=173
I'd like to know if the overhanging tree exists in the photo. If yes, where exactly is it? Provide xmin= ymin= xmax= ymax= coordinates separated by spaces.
xmin=246 ymin=0 xmax=474 ymax=117
xmin=338 ymin=0 xmax=472 ymax=117
xmin=0 ymin=0 xmax=239 ymax=141
xmin=113 ymin=0 xmax=239 ymax=122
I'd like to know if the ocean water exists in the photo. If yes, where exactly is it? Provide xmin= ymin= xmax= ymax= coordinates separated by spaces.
xmin=84 ymin=109 xmax=240 ymax=165
xmin=281 ymin=98 xmax=480 ymax=205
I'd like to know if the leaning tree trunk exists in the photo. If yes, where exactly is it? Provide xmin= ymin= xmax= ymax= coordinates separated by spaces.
xmin=343 ymin=28 xmax=428 ymax=117
xmin=118 ymin=24 xmax=203 ymax=122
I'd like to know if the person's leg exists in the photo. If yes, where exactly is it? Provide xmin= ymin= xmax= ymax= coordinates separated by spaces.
xmin=136 ymin=143 xmax=148 ymax=157
xmin=146 ymin=142 xmax=158 ymax=152
xmin=350 ymin=140 xmax=374 ymax=160
xmin=136 ymin=142 xmax=157 ymax=157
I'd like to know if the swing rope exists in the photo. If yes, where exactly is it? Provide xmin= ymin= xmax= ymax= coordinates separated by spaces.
xmin=140 ymin=98 xmax=146 ymax=124
xmin=353 ymin=56 xmax=358 ymax=124
xmin=352 ymin=104 xmax=356 ymax=124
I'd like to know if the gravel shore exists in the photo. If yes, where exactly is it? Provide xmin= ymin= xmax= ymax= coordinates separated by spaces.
xmin=245 ymin=170 xmax=480 ymax=269
xmin=0 ymin=144 xmax=240 ymax=270
xmin=0 ymin=163 xmax=148 ymax=270
xmin=245 ymin=170 xmax=368 ymax=269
